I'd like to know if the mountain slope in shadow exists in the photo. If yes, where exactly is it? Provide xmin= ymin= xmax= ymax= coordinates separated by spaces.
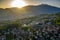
xmin=23 ymin=4 xmax=60 ymax=15
xmin=0 ymin=4 xmax=60 ymax=21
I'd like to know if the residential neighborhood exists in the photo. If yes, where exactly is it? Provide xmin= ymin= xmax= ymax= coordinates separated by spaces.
xmin=0 ymin=15 xmax=60 ymax=40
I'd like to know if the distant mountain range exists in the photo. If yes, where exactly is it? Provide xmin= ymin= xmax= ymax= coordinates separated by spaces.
xmin=0 ymin=4 xmax=60 ymax=21
xmin=23 ymin=4 xmax=60 ymax=15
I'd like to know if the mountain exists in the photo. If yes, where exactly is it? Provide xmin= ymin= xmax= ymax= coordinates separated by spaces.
xmin=0 ymin=4 xmax=60 ymax=21
xmin=23 ymin=4 xmax=60 ymax=15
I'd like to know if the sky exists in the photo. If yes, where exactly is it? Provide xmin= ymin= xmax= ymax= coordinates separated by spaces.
xmin=0 ymin=0 xmax=60 ymax=8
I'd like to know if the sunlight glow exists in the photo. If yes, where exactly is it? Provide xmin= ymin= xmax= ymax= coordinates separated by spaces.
xmin=10 ymin=0 xmax=27 ymax=8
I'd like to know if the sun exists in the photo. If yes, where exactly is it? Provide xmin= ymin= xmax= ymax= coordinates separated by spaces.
xmin=10 ymin=0 xmax=27 ymax=8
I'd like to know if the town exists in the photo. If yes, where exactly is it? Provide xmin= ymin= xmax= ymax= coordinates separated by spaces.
xmin=0 ymin=14 xmax=60 ymax=40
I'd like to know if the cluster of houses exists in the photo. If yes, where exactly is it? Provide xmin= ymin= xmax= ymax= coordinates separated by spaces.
xmin=0 ymin=16 xmax=60 ymax=40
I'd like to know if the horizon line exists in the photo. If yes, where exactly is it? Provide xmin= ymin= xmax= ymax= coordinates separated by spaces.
xmin=0 ymin=4 xmax=60 ymax=9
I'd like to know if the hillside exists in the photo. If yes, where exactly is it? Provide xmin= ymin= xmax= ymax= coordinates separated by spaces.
xmin=0 ymin=4 xmax=60 ymax=21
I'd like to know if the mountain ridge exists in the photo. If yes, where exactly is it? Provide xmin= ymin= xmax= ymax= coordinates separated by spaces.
xmin=0 ymin=4 xmax=60 ymax=21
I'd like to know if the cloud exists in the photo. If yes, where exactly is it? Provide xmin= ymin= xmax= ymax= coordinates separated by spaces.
xmin=0 ymin=0 xmax=11 ymax=3
xmin=0 ymin=0 xmax=60 ymax=8
xmin=25 ymin=0 xmax=60 ymax=4
xmin=0 ymin=0 xmax=12 ymax=8
xmin=25 ymin=0 xmax=41 ymax=4
xmin=25 ymin=0 xmax=60 ymax=7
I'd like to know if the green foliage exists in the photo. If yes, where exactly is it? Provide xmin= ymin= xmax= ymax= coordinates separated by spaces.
xmin=6 ymin=34 xmax=13 ymax=40
xmin=55 ymin=12 xmax=60 ymax=17
xmin=0 ymin=21 xmax=22 ymax=30
xmin=21 ymin=26 xmax=31 ymax=31
xmin=54 ymin=18 xmax=60 ymax=26
xmin=45 ymin=19 xmax=49 ymax=24
xmin=0 ymin=24 xmax=8 ymax=30
xmin=53 ymin=12 xmax=60 ymax=26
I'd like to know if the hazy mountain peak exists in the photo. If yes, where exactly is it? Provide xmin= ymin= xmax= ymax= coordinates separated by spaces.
xmin=0 ymin=4 xmax=60 ymax=21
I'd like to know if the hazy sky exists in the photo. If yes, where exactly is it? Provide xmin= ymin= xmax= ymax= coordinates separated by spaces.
xmin=0 ymin=0 xmax=60 ymax=8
